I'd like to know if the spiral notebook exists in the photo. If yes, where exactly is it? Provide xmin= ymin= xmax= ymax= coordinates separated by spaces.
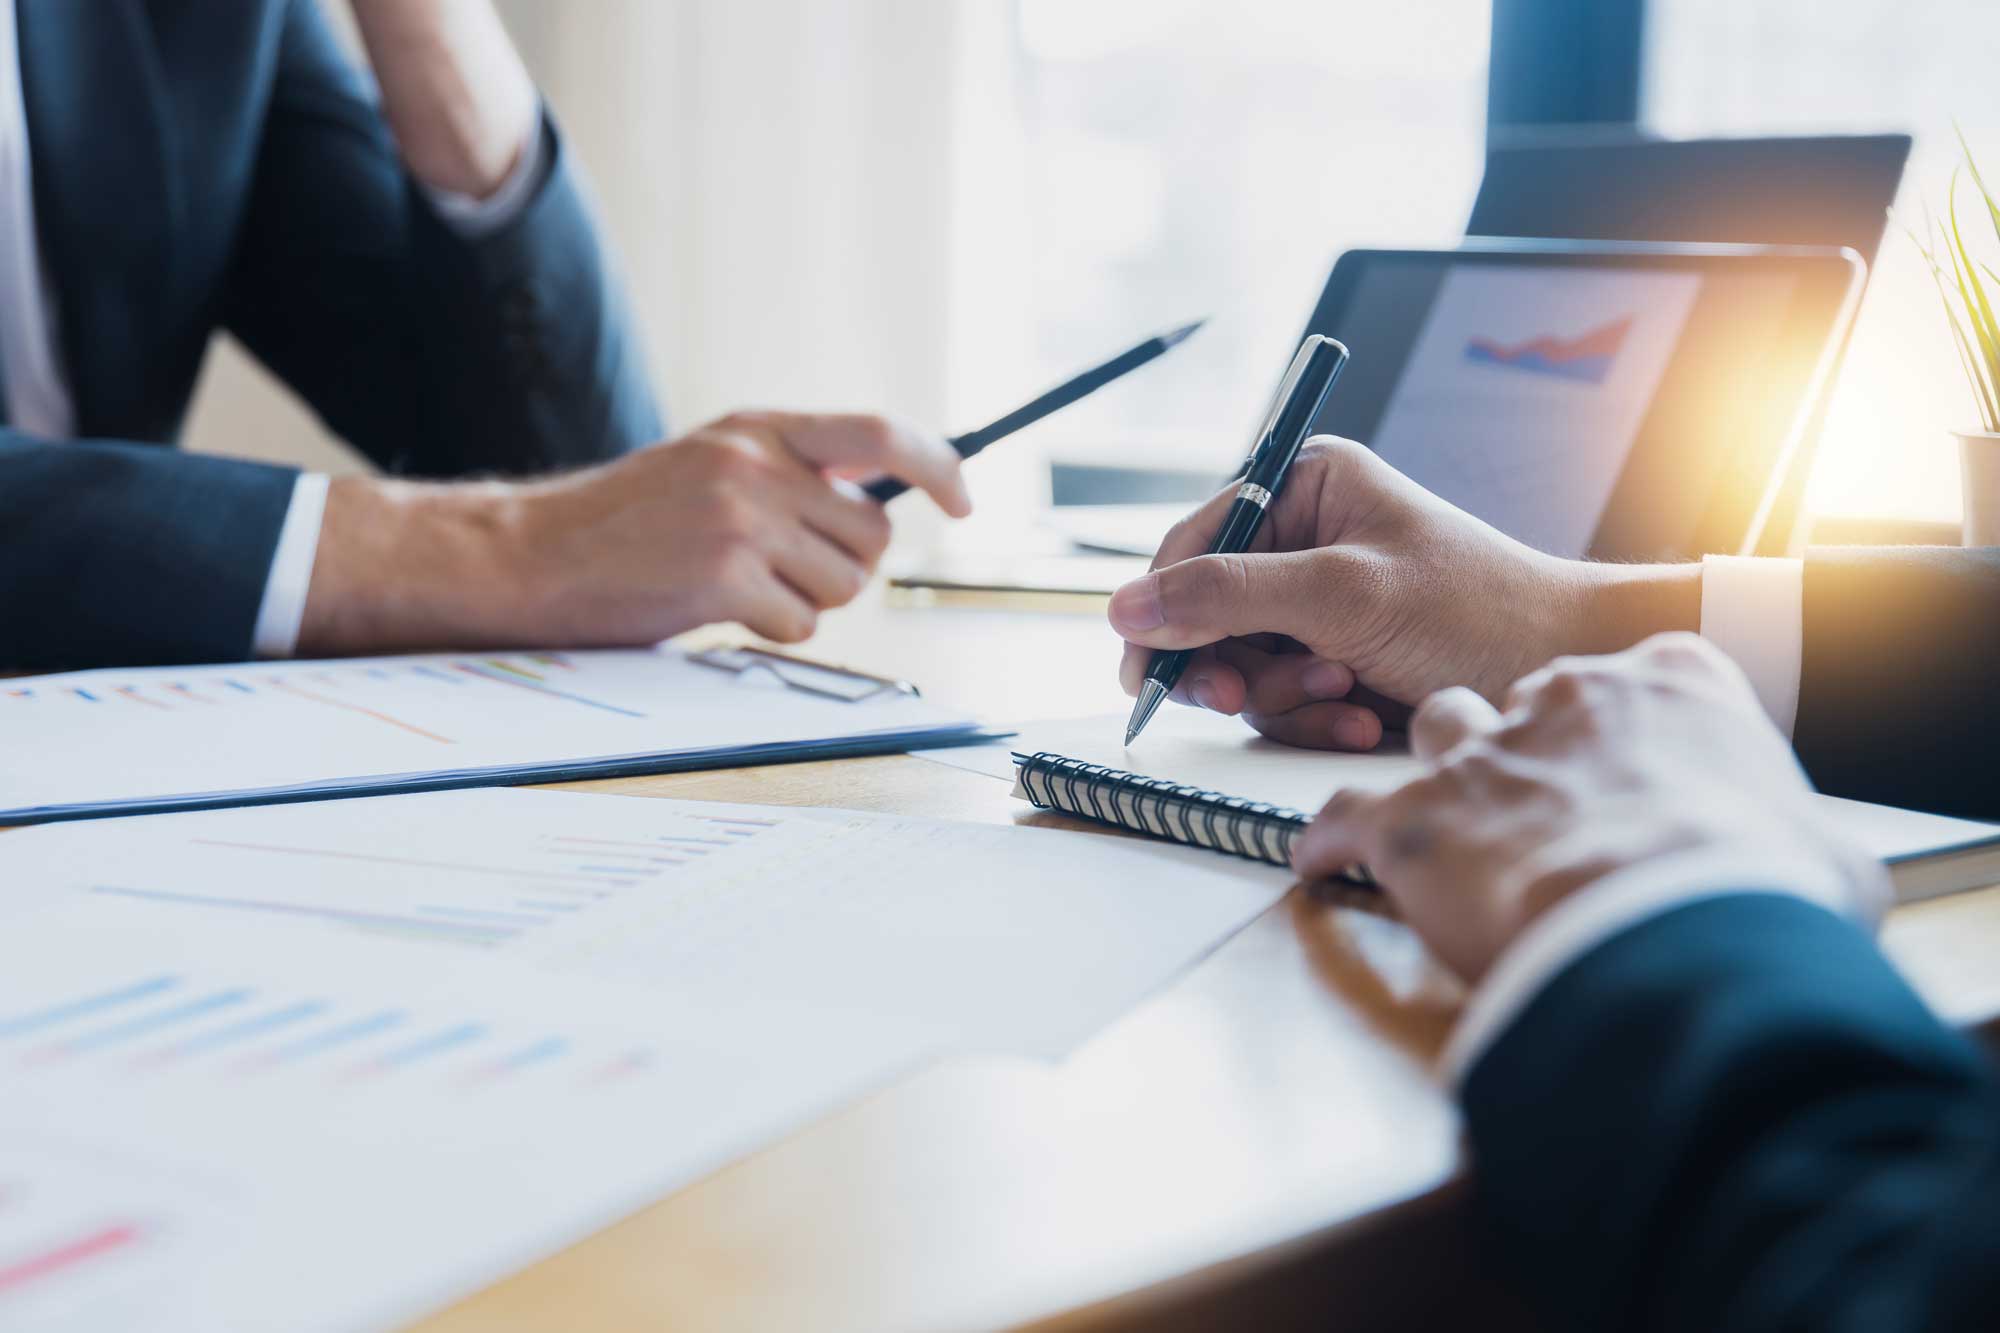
xmin=992 ymin=710 xmax=2000 ymax=904
xmin=1012 ymin=752 xmax=1320 ymax=871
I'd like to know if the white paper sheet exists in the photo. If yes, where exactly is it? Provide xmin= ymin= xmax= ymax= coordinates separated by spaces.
xmin=918 ymin=707 xmax=1428 ymax=811
xmin=0 ymin=648 xmax=982 ymax=821
xmin=0 ymin=909 xmax=933 ymax=1333
xmin=0 ymin=789 xmax=1290 ymax=1330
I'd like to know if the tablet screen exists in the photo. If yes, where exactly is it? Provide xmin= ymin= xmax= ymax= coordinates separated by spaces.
xmin=1369 ymin=265 xmax=1702 ymax=557
xmin=1301 ymin=247 xmax=1847 ymax=560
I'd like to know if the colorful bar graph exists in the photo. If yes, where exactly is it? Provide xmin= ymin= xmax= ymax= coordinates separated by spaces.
xmin=243 ymin=1011 xmax=407 ymax=1071
xmin=36 ymin=989 xmax=253 ymax=1059
xmin=0 ymin=976 xmax=179 ymax=1039
xmin=146 ymin=1000 xmax=329 ymax=1063
xmin=354 ymin=1023 xmax=487 ymax=1077
xmin=463 ymin=1036 xmax=570 ymax=1085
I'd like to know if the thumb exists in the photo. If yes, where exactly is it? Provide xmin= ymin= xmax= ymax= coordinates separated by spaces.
xmin=1108 ymin=550 xmax=1330 ymax=650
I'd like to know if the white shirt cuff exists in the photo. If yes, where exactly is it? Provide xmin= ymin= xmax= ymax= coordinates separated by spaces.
xmin=418 ymin=108 xmax=546 ymax=239
xmin=250 ymin=473 xmax=330 ymax=660
xmin=1439 ymin=840 xmax=1878 ymax=1086
xmin=1699 ymin=555 xmax=1803 ymax=737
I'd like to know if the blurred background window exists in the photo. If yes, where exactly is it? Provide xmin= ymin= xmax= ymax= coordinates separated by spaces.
xmin=185 ymin=0 xmax=1997 ymax=534
xmin=1647 ymin=0 xmax=2000 ymax=524
xmin=969 ymin=1 xmax=1491 ymax=504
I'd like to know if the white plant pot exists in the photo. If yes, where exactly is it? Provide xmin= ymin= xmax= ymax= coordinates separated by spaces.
xmin=1961 ymin=431 xmax=2000 ymax=547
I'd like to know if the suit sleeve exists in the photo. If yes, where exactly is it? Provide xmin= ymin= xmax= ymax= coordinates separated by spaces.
xmin=1793 ymin=546 xmax=2000 ymax=818
xmin=1462 ymin=893 xmax=2000 ymax=1333
xmin=0 ymin=431 xmax=297 ymax=669
xmin=220 ymin=0 xmax=663 ymax=479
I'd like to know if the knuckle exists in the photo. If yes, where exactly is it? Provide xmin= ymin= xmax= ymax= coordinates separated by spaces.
xmin=710 ymin=490 xmax=761 ymax=543
xmin=693 ymin=432 xmax=759 ymax=482
xmin=855 ymin=414 xmax=897 ymax=455
xmin=720 ymin=543 xmax=767 ymax=586
xmin=1310 ymin=435 xmax=1372 ymax=480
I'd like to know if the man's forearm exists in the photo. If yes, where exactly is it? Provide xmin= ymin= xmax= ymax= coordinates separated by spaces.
xmin=1574 ymin=562 xmax=1703 ymax=657
xmin=298 ymin=476 xmax=538 ymax=656
xmin=347 ymin=0 xmax=537 ymax=198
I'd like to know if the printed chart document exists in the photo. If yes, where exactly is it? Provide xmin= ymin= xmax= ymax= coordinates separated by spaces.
xmin=0 ymin=911 xmax=931 ymax=1333
xmin=0 ymin=648 xmax=989 ymax=823
xmin=0 ymin=788 xmax=1290 ymax=1330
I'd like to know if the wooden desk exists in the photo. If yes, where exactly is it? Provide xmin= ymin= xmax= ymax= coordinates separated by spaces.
xmin=365 ymin=587 xmax=2000 ymax=1330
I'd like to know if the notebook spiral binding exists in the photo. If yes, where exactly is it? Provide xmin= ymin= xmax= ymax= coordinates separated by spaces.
xmin=1014 ymin=751 xmax=1312 ymax=869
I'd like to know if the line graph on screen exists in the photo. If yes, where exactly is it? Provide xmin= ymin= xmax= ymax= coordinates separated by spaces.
xmin=1464 ymin=314 xmax=1633 ymax=385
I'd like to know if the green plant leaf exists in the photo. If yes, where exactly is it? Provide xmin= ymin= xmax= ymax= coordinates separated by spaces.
xmin=1947 ymin=173 xmax=2000 ymax=400
xmin=1956 ymin=122 xmax=2000 ymax=244
xmin=1905 ymin=194 xmax=2000 ymax=429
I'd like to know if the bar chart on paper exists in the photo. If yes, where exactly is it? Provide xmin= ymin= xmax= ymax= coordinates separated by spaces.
xmin=0 ymin=968 xmax=659 ymax=1093
xmin=0 ymin=897 xmax=942 ymax=1333
xmin=0 ymin=1141 xmax=227 ymax=1331
xmin=81 ymin=806 xmax=780 ymax=950
xmin=0 ymin=786 xmax=1292 ymax=1058
xmin=0 ymin=648 xmax=982 ymax=822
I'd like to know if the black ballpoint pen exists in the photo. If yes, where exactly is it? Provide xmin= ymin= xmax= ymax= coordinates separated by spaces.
xmin=1124 ymin=334 xmax=1350 ymax=745
xmin=864 ymin=320 xmax=1205 ymax=503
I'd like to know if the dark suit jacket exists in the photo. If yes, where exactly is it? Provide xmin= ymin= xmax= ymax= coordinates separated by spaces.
xmin=1464 ymin=893 xmax=2000 ymax=1332
xmin=1796 ymin=546 xmax=2000 ymax=819
xmin=0 ymin=0 xmax=662 ymax=670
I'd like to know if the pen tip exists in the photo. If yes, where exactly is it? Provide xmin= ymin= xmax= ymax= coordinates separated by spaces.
xmin=1161 ymin=319 xmax=1206 ymax=348
xmin=1124 ymin=679 xmax=1168 ymax=746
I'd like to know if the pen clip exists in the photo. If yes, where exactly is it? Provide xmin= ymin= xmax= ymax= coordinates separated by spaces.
xmin=1238 ymin=337 xmax=1322 ymax=475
